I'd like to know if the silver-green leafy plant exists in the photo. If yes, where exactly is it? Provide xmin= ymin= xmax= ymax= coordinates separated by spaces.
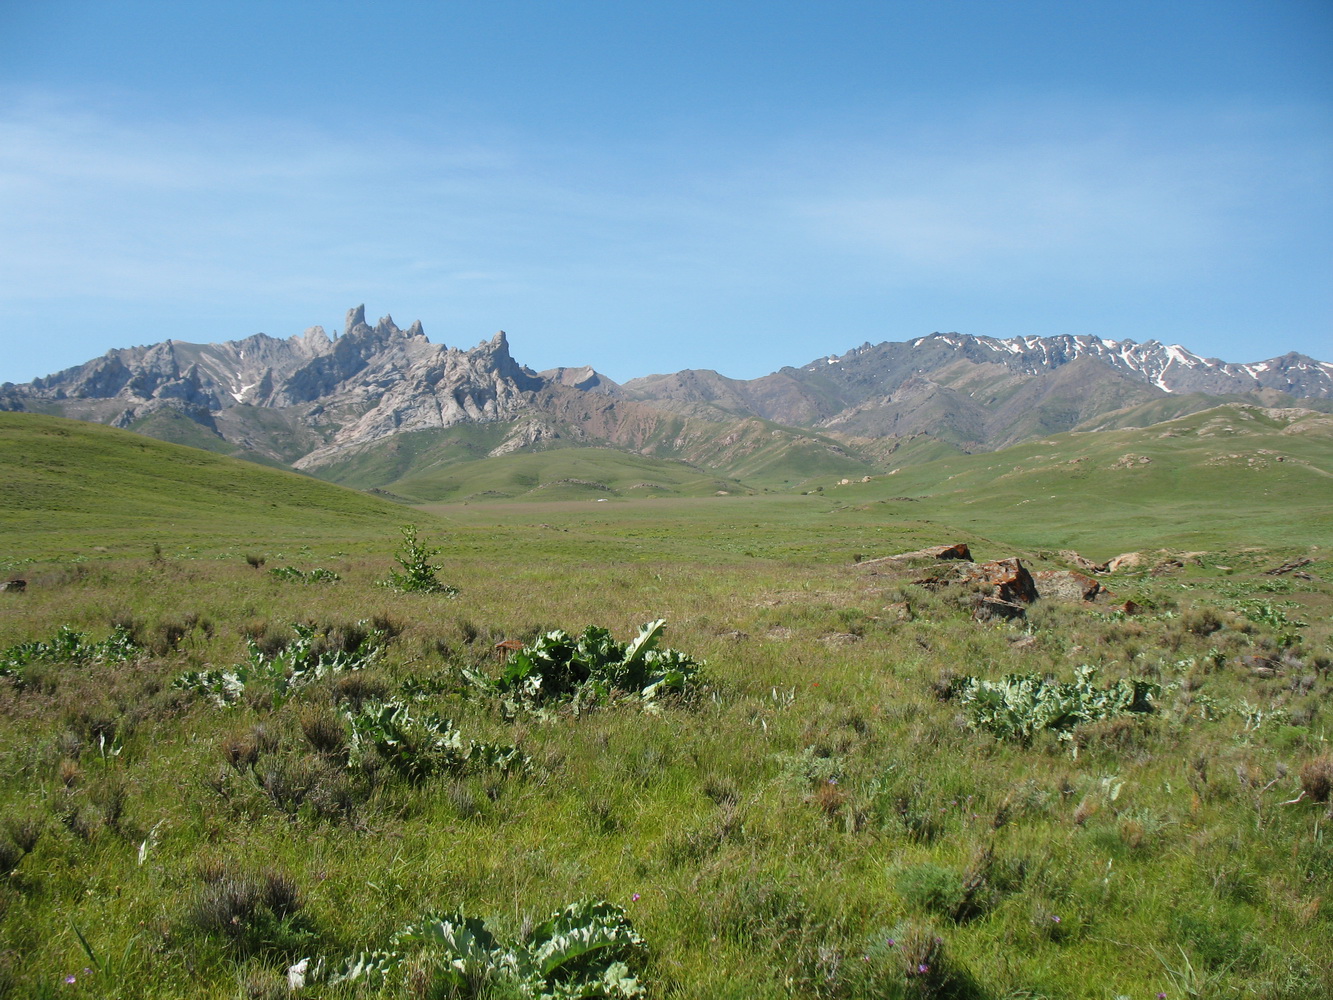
xmin=1235 ymin=598 xmax=1308 ymax=647
xmin=482 ymin=620 xmax=703 ymax=715
xmin=1 ymin=624 xmax=140 ymax=683
xmin=308 ymin=899 xmax=645 ymax=998
xmin=958 ymin=665 xmax=1158 ymax=748
xmin=382 ymin=525 xmax=458 ymax=595
xmin=173 ymin=621 xmax=386 ymax=708
xmin=345 ymin=700 xmax=529 ymax=782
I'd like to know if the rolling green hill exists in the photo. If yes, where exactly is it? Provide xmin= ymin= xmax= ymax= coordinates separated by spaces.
xmin=828 ymin=403 xmax=1333 ymax=556
xmin=385 ymin=445 xmax=751 ymax=502
xmin=0 ymin=412 xmax=413 ymax=556
xmin=305 ymin=415 xmax=878 ymax=500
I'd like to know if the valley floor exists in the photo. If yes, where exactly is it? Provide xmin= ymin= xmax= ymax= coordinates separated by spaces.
xmin=0 ymin=497 xmax=1330 ymax=998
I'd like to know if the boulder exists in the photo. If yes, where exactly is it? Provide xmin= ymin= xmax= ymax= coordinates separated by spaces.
xmin=1105 ymin=552 xmax=1145 ymax=573
xmin=883 ymin=601 xmax=912 ymax=622
xmin=1034 ymin=570 xmax=1104 ymax=603
xmin=1151 ymin=558 xmax=1185 ymax=576
xmin=1058 ymin=549 xmax=1109 ymax=573
xmin=1240 ymin=654 xmax=1280 ymax=678
xmin=962 ymin=557 xmax=1038 ymax=604
xmin=973 ymin=596 xmax=1027 ymax=621
xmin=858 ymin=542 xmax=972 ymax=568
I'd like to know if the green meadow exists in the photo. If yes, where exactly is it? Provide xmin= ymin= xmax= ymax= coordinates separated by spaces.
xmin=1 ymin=411 xmax=1331 ymax=998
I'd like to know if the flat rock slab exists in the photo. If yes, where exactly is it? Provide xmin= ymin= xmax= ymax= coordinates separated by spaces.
xmin=858 ymin=543 xmax=972 ymax=568
xmin=1058 ymin=550 xmax=1109 ymax=573
xmin=1034 ymin=570 xmax=1106 ymax=603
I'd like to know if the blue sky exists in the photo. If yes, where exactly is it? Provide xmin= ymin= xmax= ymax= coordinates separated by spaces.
xmin=2 ymin=0 xmax=1330 ymax=385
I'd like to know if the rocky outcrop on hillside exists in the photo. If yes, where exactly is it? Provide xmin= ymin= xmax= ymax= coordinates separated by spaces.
xmin=2 ymin=306 xmax=550 ymax=466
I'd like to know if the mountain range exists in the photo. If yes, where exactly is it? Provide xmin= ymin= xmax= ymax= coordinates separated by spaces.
xmin=3 ymin=304 xmax=1330 ymax=492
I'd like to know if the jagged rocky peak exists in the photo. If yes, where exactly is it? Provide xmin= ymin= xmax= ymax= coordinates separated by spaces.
xmin=295 ymin=326 xmax=332 ymax=352
xmin=344 ymin=304 xmax=368 ymax=335
xmin=540 ymin=365 xmax=623 ymax=395
xmin=469 ymin=331 xmax=542 ymax=391
xmin=336 ymin=305 xmax=431 ymax=348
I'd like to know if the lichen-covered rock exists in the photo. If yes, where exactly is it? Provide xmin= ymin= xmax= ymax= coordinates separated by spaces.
xmin=1034 ymin=570 xmax=1105 ymax=603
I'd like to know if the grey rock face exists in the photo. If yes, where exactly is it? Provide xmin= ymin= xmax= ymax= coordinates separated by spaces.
xmin=2 ymin=312 xmax=1328 ymax=473
xmin=3 ymin=306 xmax=550 ymax=466
xmin=623 ymin=333 xmax=1332 ymax=447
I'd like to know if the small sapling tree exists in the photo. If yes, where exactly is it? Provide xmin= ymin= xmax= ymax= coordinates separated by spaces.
xmin=382 ymin=525 xmax=458 ymax=595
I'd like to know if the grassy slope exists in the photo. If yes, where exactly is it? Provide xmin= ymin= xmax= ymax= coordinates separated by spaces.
xmin=389 ymin=446 xmax=749 ymax=502
xmin=1 ymin=407 xmax=1332 ymax=998
xmin=0 ymin=412 xmax=413 ymax=556
xmin=826 ymin=404 xmax=1333 ymax=558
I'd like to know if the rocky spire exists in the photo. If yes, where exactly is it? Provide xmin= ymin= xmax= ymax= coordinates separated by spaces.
xmin=344 ymin=305 xmax=367 ymax=337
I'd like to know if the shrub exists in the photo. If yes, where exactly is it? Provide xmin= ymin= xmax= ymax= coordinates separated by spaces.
xmin=1183 ymin=607 xmax=1225 ymax=636
xmin=851 ymin=921 xmax=981 ymax=999
xmin=896 ymin=863 xmax=966 ymax=918
xmin=298 ymin=705 xmax=347 ymax=759
xmin=382 ymin=525 xmax=457 ymax=595
xmin=258 ymin=755 xmax=354 ymax=818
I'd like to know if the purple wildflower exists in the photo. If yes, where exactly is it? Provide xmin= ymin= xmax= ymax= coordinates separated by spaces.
xmin=65 ymin=975 xmax=77 ymax=985
xmin=631 ymin=893 xmax=640 ymax=901
xmin=917 ymin=963 xmax=930 ymax=974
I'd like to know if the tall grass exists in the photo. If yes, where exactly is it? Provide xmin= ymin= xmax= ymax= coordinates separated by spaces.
xmin=0 ymin=455 xmax=1331 ymax=995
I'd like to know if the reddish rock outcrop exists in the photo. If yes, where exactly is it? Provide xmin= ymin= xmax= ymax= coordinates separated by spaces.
xmin=962 ymin=558 xmax=1038 ymax=604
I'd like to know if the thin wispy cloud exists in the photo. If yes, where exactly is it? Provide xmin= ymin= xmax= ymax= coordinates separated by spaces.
xmin=1 ymin=88 xmax=1328 ymax=380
